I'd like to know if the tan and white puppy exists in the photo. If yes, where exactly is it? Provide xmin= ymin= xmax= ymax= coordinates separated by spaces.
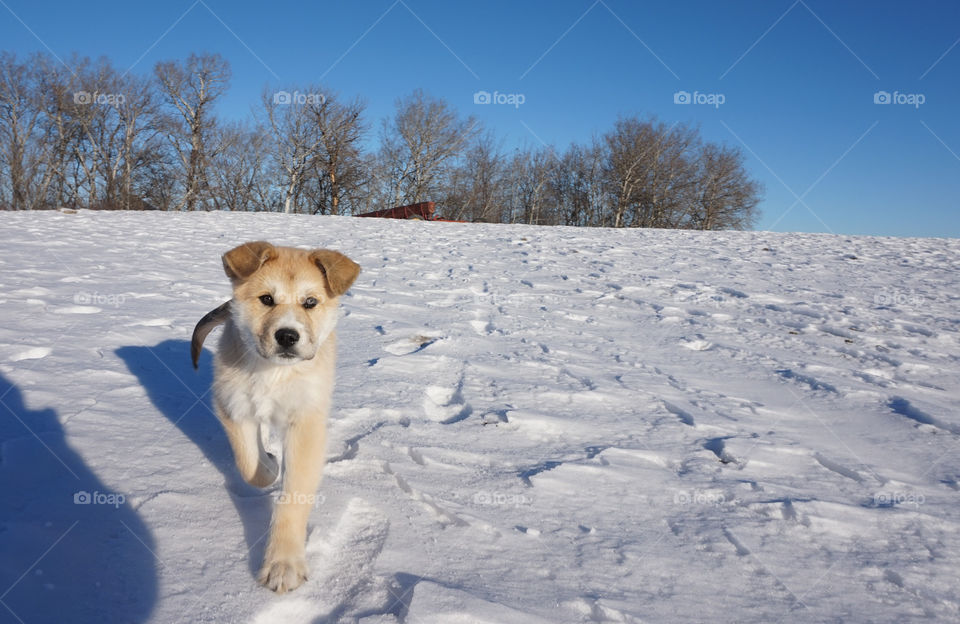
xmin=191 ymin=241 xmax=360 ymax=593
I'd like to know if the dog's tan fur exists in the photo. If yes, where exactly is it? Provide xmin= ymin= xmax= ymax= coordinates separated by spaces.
xmin=192 ymin=241 xmax=360 ymax=593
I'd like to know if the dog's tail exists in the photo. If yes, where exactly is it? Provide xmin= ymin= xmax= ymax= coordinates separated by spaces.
xmin=191 ymin=301 xmax=231 ymax=369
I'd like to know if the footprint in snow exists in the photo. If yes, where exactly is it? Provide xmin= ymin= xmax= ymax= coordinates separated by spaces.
xmin=422 ymin=363 xmax=472 ymax=424
xmin=53 ymin=305 xmax=101 ymax=314
xmin=680 ymin=338 xmax=713 ymax=351
xmin=9 ymin=347 xmax=51 ymax=362
xmin=383 ymin=333 xmax=441 ymax=356
xmin=251 ymin=498 xmax=390 ymax=623
xmin=470 ymin=319 xmax=494 ymax=335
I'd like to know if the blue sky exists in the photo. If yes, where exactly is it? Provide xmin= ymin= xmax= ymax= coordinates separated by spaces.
xmin=2 ymin=0 xmax=958 ymax=237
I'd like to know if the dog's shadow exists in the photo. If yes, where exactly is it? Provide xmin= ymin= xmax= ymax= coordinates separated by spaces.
xmin=116 ymin=339 xmax=273 ymax=577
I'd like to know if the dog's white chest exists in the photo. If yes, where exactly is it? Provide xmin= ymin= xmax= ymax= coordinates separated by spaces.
xmin=248 ymin=382 xmax=290 ymax=426
xmin=218 ymin=365 xmax=326 ymax=427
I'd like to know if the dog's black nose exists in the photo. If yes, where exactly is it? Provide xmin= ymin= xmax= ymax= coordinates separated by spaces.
xmin=275 ymin=328 xmax=300 ymax=348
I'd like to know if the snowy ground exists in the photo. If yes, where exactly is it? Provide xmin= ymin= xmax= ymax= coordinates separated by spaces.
xmin=1 ymin=211 xmax=958 ymax=623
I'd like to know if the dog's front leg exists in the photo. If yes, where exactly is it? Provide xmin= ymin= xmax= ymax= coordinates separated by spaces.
xmin=216 ymin=406 xmax=280 ymax=488
xmin=258 ymin=411 xmax=327 ymax=593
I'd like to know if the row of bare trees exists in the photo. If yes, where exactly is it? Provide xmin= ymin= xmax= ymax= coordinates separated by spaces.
xmin=463 ymin=118 xmax=761 ymax=229
xmin=0 ymin=50 xmax=761 ymax=229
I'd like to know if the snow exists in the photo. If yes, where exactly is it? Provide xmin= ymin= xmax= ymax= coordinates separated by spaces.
xmin=1 ymin=211 xmax=958 ymax=623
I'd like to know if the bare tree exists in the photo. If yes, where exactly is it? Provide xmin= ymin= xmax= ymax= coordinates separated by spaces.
xmin=0 ymin=52 xmax=46 ymax=209
xmin=548 ymin=141 xmax=604 ymax=227
xmin=134 ymin=147 xmax=178 ymax=211
xmin=348 ymin=152 xmax=380 ymax=215
xmin=154 ymin=53 xmax=230 ymax=211
xmin=603 ymin=117 xmax=652 ymax=228
xmin=113 ymin=74 xmax=162 ymax=209
xmin=688 ymin=143 xmax=761 ymax=230
xmin=444 ymin=130 xmax=505 ymax=222
xmin=262 ymin=85 xmax=328 ymax=214
xmin=506 ymin=146 xmax=555 ymax=225
xmin=602 ymin=117 xmax=703 ymax=228
xmin=302 ymin=92 xmax=367 ymax=215
xmin=210 ymin=122 xmax=273 ymax=211
xmin=379 ymin=89 xmax=477 ymax=206
xmin=639 ymin=124 xmax=699 ymax=229
xmin=69 ymin=59 xmax=161 ymax=209
xmin=34 ymin=54 xmax=86 ymax=208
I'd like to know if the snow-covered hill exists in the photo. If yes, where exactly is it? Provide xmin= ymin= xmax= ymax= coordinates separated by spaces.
xmin=1 ymin=211 xmax=958 ymax=623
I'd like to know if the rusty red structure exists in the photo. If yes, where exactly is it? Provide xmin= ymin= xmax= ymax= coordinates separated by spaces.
xmin=356 ymin=201 xmax=439 ymax=220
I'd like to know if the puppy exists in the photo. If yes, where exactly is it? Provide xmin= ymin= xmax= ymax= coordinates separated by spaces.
xmin=191 ymin=241 xmax=360 ymax=593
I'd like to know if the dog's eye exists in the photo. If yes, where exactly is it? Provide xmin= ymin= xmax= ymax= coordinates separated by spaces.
xmin=259 ymin=294 xmax=275 ymax=307
xmin=302 ymin=297 xmax=318 ymax=310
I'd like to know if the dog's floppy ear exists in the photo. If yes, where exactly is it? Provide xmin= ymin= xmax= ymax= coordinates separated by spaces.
xmin=222 ymin=241 xmax=277 ymax=284
xmin=191 ymin=301 xmax=230 ymax=369
xmin=310 ymin=249 xmax=360 ymax=297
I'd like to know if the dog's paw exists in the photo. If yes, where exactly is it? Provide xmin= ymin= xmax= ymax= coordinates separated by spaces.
xmin=249 ymin=453 xmax=280 ymax=488
xmin=258 ymin=554 xmax=307 ymax=594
